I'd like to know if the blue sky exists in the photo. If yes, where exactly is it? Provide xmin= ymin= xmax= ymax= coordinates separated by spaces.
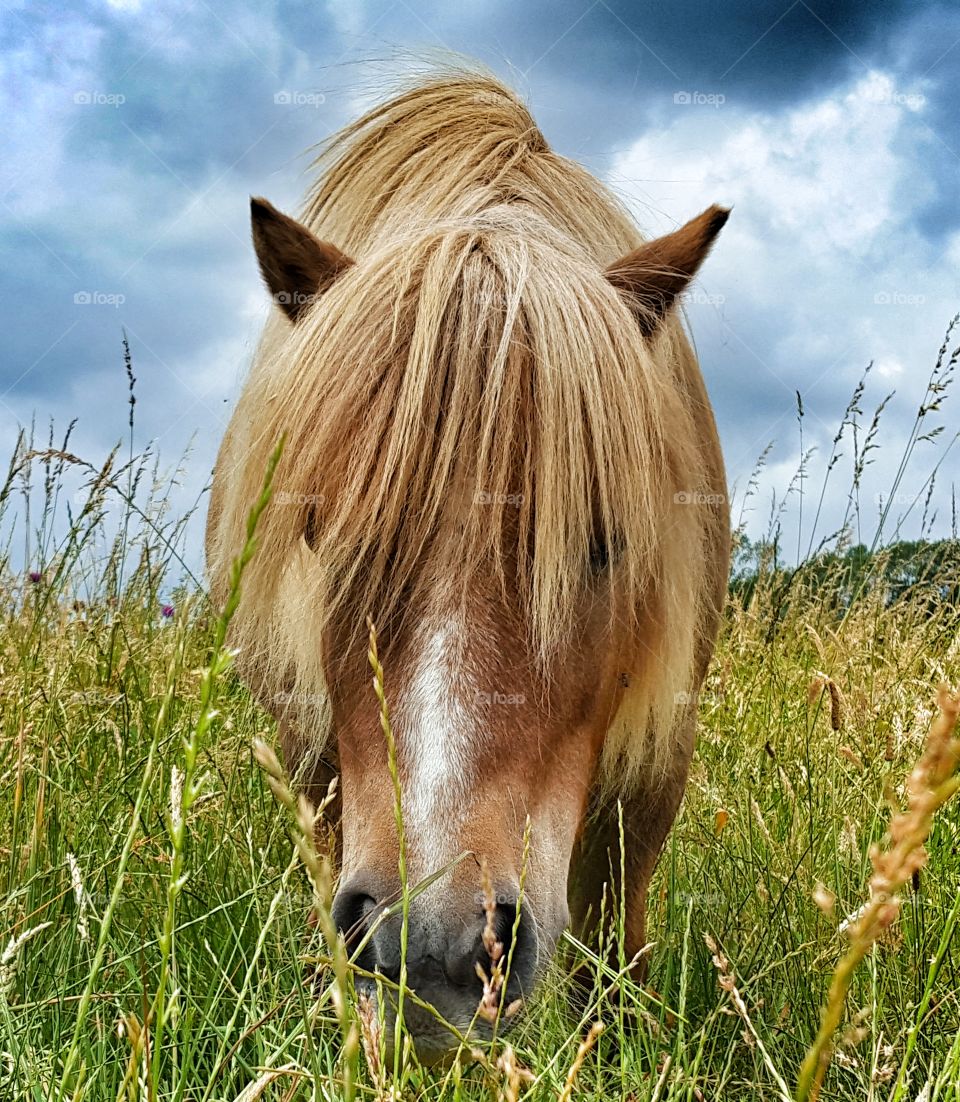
xmin=2 ymin=0 xmax=958 ymax=565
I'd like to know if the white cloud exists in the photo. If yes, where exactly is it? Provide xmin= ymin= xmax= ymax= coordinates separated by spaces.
xmin=0 ymin=19 xmax=105 ymax=219
xmin=609 ymin=70 xmax=960 ymax=547
xmin=325 ymin=0 xmax=366 ymax=37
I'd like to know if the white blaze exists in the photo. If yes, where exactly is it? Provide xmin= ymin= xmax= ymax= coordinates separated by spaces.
xmin=398 ymin=618 xmax=480 ymax=866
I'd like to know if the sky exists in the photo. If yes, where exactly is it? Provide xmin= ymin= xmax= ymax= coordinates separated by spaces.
xmin=2 ymin=0 xmax=959 ymax=574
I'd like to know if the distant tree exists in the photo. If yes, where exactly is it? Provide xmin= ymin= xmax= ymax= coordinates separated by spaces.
xmin=728 ymin=536 xmax=960 ymax=624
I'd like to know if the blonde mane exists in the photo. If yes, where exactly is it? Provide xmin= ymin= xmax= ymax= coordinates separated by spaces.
xmin=206 ymin=67 xmax=726 ymax=788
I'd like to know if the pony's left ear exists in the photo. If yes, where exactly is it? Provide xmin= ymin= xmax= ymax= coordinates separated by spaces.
xmin=251 ymin=197 xmax=354 ymax=322
xmin=606 ymin=205 xmax=729 ymax=336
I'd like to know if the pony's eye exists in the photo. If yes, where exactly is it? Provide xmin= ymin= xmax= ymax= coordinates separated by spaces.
xmin=589 ymin=539 xmax=610 ymax=573
xmin=304 ymin=507 xmax=320 ymax=551
xmin=589 ymin=530 xmax=624 ymax=574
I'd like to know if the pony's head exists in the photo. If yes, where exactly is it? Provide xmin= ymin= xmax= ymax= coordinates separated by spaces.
xmin=206 ymin=187 xmax=727 ymax=1054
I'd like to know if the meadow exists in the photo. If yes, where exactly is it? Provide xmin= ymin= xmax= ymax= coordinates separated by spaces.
xmin=1 ymin=328 xmax=959 ymax=1101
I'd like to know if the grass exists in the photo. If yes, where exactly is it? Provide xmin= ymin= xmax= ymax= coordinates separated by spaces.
xmin=1 ymin=325 xmax=960 ymax=1100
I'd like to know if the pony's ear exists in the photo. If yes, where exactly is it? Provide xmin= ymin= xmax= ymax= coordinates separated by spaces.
xmin=250 ymin=197 xmax=354 ymax=322
xmin=606 ymin=205 xmax=729 ymax=336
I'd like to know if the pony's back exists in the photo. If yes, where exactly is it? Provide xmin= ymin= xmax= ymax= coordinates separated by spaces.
xmin=302 ymin=70 xmax=640 ymax=262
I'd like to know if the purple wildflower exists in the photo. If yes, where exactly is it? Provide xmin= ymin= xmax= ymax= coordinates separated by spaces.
xmin=28 ymin=571 xmax=42 ymax=584
xmin=160 ymin=604 xmax=175 ymax=619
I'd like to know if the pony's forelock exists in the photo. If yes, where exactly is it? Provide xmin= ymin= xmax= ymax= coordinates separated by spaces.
xmin=206 ymin=69 xmax=724 ymax=790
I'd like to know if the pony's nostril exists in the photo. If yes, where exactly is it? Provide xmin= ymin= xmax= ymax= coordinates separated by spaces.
xmin=331 ymin=887 xmax=378 ymax=954
xmin=499 ymin=899 xmax=539 ymax=991
xmin=444 ymin=897 xmax=538 ymax=992
xmin=492 ymin=899 xmax=520 ymax=952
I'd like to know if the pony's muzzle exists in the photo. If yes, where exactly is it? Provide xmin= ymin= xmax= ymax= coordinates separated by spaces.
xmin=332 ymin=874 xmax=539 ymax=1049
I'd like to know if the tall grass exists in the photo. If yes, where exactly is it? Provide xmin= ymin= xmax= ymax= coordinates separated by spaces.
xmin=1 ymin=327 xmax=959 ymax=1100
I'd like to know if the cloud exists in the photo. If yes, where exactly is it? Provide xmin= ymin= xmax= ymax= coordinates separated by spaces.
xmin=1 ymin=0 xmax=957 ymax=578
xmin=610 ymin=68 xmax=959 ymax=547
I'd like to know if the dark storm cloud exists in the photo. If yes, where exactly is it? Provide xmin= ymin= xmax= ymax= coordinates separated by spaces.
xmin=353 ymin=0 xmax=920 ymax=155
xmin=870 ymin=3 xmax=960 ymax=239
xmin=42 ymin=3 xmax=342 ymax=186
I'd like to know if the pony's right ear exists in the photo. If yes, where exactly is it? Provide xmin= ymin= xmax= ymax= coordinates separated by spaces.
xmin=250 ymin=197 xmax=354 ymax=322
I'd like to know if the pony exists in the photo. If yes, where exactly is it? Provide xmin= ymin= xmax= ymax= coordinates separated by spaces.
xmin=206 ymin=67 xmax=730 ymax=1058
